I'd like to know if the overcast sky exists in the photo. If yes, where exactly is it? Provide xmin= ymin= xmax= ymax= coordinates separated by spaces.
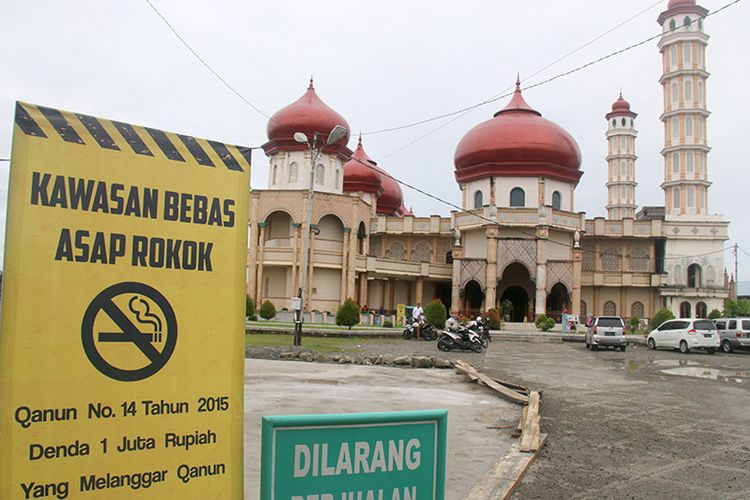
xmin=1 ymin=0 xmax=748 ymax=279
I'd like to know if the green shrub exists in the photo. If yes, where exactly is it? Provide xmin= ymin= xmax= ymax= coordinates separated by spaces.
xmin=246 ymin=296 xmax=256 ymax=320
xmin=336 ymin=298 xmax=360 ymax=330
xmin=534 ymin=314 xmax=555 ymax=332
xmin=649 ymin=308 xmax=675 ymax=330
xmin=708 ymin=308 xmax=722 ymax=320
xmin=485 ymin=308 xmax=502 ymax=330
xmin=628 ymin=316 xmax=640 ymax=332
xmin=383 ymin=320 xmax=394 ymax=328
xmin=424 ymin=299 xmax=447 ymax=329
xmin=259 ymin=300 xmax=276 ymax=320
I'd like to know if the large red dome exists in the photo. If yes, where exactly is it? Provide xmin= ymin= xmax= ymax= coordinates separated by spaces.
xmin=375 ymin=166 xmax=403 ymax=216
xmin=263 ymin=79 xmax=351 ymax=156
xmin=343 ymin=137 xmax=383 ymax=196
xmin=454 ymin=80 xmax=582 ymax=184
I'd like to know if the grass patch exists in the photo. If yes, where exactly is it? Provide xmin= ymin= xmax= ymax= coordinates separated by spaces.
xmin=247 ymin=320 xmax=395 ymax=331
xmin=245 ymin=333 xmax=391 ymax=353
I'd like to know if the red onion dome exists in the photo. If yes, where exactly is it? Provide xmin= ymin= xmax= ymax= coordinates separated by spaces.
xmin=454 ymin=78 xmax=582 ymax=185
xmin=659 ymin=0 xmax=706 ymax=24
xmin=263 ymin=79 xmax=351 ymax=157
xmin=668 ymin=0 xmax=696 ymax=8
xmin=375 ymin=166 xmax=403 ymax=216
xmin=343 ymin=137 xmax=383 ymax=196
xmin=606 ymin=93 xmax=637 ymax=119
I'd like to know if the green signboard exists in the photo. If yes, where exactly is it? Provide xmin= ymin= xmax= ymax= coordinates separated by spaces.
xmin=260 ymin=410 xmax=447 ymax=499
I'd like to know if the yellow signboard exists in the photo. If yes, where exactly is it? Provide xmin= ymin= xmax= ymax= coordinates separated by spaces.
xmin=0 ymin=102 xmax=250 ymax=498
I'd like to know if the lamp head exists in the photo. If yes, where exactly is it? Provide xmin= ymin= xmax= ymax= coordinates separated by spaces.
xmin=293 ymin=132 xmax=309 ymax=144
xmin=325 ymin=125 xmax=347 ymax=146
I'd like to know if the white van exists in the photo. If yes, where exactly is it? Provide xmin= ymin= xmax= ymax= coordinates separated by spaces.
xmin=713 ymin=318 xmax=750 ymax=353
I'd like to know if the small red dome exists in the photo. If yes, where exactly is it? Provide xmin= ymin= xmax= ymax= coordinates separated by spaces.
xmin=376 ymin=167 xmax=404 ymax=216
xmin=668 ymin=0 xmax=696 ymax=8
xmin=265 ymin=79 xmax=350 ymax=153
xmin=343 ymin=137 xmax=383 ymax=196
xmin=454 ymin=79 xmax=582 ymax=184
xmin=606 ymin=93 xmax=637 ymax=119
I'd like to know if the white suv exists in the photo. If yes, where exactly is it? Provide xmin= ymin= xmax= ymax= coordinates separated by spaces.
xmin=647 ymin=318 xmax=719 ymax=354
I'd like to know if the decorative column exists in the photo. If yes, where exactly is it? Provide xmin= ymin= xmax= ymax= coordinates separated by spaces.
xmin=485 ymin=226 xmax=498 ymax=309
xmin=359 ymin=272 xmax=369 ymax=308
xmin=291 ymin=223 xmax=301 ymax=292
xmin=255 ymin=222 xmax=267 ymax=303
xmin=451 ymin=246 xmax=463 ymax=315
xmin=534 ymin=226 xmax=548 ymax=316
xmin=346 ymin=227 xmax=357 ymax=302
xmin=572 ymin=247 xmax=582 ymax=316
xmin=247 ymin=223 xmax=257 ymax=297
xmin=415 ymin=277 xmax=424 ymax=305
xmin=340 ymin=228 xmax=350 ymax=304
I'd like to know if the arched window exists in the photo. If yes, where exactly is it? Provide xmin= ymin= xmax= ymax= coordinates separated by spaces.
xmin=683 ymin=16 xmax=691 ymax=28
xmin=580 ymin=301 xmax=587 ymax=317
xmin=621 ymin=118 xmax=626 ymax=127
xmin=315 ymin=164 xmax=325 ymax=185
xmin=669 ymin=19 xmax=677 ymax=31
xmin=474 ymin=190 xmax=483 ymax=209
xmin=631 ymin=301 xmax=645 ymax=319
xmin=686 ymin=151 xmax=694 ymax=172
xmin=603 ymin=301 xmax=616 ymax=316
xmin=510 ymin=188 xmax=525 ymax=207
xmin=386 ymin=241 xmax=407 ymax=261
xmin=696 ymin=302 xmax=707 ymax=318
xmin=687 ymin=264 xmax=702 ymax=288
xmin=673 ymin=188 xmax=681 ymax=209
xmin=687 ymin=186 xmax=695 ymax=208
xmin=697 ymin=81 xmax=703 ymax=104
xmin=672 ymin=118 xmax=679 ymax=137
xmin=612 ymin=118 xmax=616 ymax=127
xmin=620 ymin=160 xmax=626 ymax=176
xmin=272 ymin=165 xmax=278 ymax=185
xmin=686 ymin=116 xmax=693 ymax=136
xmin=672 ymin=152 xmax=679 ymax=173
xmin=552 ymin=191 xmax=561 ymax=210
xmin=445 ymin=251 xmax=453 ymax=264
xmin=680 ymin=301 xmax=691 ymax=318
xmin=288 ymin=162 xmax=298 ymax=183
xmin=335 ymin=169 xmax=340 ymax=189
xmin=683 ymin=42 xmax=692 ymax=64
xmin=671 ymin=82 xmax=678 ymax=103
xmin=685 ymin=80 xmax=693 ymax=101
xmin=357 ymin=222 xmax=367 ymax=255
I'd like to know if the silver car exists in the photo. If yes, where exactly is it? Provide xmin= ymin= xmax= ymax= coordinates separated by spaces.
xmin=714 ymin=318 xmax=750 ymax=353
xmin=586 ymin=316 xmax=627 ymax=351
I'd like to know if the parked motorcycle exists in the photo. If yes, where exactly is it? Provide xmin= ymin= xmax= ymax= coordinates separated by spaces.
xmin=466 ymin=316 xmax=492 ymax=347
xmin=437 ymin=327 xmax=483 ymax=352
xmin=402 ymin=320 xmax=438 ymax=341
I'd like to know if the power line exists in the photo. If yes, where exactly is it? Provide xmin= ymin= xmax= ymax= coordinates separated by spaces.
xmin=364 ymin=0 xmax=741 ymax=137
xmin=143 ymin=0 xmax=271 ymax=120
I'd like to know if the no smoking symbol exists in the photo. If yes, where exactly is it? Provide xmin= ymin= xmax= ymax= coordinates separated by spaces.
xmin=82 ymin=282 xmax=177 ymax=381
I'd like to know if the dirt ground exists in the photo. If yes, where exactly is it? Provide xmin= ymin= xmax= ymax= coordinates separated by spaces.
xmin=478 ymin=341 xmax=750 ymax=500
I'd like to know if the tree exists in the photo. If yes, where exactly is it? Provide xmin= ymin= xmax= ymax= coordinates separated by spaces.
xmin=246 ymin=296 xmax=256 ymax=320
xmin=259 ymin=300 xmax=276 ymax=320
xmin=723 ymin=299 xmax=750 ymax=317
xmin=424 ymin=299 xmax=447 ymax=329
xmin=708 ymin=308 xmax=722 ymax=320
xmin=336 ymin=298 xmax=360 ymax=330
xmin=485 ymin=308 xmax=502 ymax=330
xmin=534 ymin=314 xmax=554 ymax=332
xmin=650 ymin=308 xmax=675 ymax=330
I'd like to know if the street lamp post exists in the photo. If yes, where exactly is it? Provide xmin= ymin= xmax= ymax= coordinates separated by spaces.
xmin=292 ymin=125 xmax=348 ymax=346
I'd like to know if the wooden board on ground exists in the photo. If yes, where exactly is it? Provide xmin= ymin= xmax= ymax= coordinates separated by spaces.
xmin=452 ymin=360 xmax=529 ymax=405
xmin=520 ymin=392 xmax=541 ymax=452
xmin=464 ymin=434 xmax=548 ymax=500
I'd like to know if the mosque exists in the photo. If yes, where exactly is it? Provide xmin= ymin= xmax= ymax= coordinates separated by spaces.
xmin=246 ymin=0 xmax=730 ymax=322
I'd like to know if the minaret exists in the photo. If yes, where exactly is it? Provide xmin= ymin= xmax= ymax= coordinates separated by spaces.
xmin=658 ymin=0 xmax=710 ymax=217
xmin=605 ymin=94 xmax=638 ymax=219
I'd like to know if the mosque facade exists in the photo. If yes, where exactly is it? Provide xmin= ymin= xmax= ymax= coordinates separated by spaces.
xmin=246 ymin=0 xmax=730 ymax=322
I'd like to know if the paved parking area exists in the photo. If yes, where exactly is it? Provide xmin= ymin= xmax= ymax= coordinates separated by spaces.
xmin=479 ymin=341 xmax=750 ymax=499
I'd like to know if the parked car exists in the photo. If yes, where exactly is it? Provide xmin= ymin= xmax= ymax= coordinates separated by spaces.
xmin=647 ymin=318 xmax=719 ymax=354
xmin=713 ymin=318 xmax=750 ymax=353
xmin=586 ymin=316 xmax=627 ymax=351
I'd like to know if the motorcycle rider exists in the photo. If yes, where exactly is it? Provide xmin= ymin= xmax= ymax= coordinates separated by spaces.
xmin=412 ymin=302 xmax=424 ymax=339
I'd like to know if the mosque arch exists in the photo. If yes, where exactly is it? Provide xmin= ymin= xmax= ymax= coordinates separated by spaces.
xmin=679 ymin=301 xmax=691 ymax=318
xmin=463 ymin=280 xmax=484 ymax=312
xmin=696 ymin=302 xmax=707 ymax=318
xmin=603 ymin=301 xmax=616 ymax=316
xmin=497 ymin=262 xmax=534 ymax=322
xmin=687 ymin=264 xmax=702 ymax=288
xmin=264 ymin=210 xmax=294 ymax=245
xmin=546 ymin=283 xmax=570 ymax=318
xmin=316 ymin=214 xmax=345 ymax=242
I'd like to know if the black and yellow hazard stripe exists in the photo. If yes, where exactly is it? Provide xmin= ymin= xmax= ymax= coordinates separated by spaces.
xmin=14 ymin=101 xmax=251 ymax=172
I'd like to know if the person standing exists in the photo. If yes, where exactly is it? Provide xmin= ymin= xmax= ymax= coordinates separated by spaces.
xmin=412 ymin=302 xmax=424 ymax=339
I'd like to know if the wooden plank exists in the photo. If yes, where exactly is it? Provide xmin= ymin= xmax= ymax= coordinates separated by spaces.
xmin=491 ymin=376 xmax=530 ymax=395
xmin=519 ymin=392 xmax=540 ymax=451
xmin=463 ymin=372 xmax=479 ymax=383
xmin=530 ymin=415 xmax=542 ymax=451
xmin=464 ymin=434 xmax=549 ymax=500
xmin=517 ymin=405 xmax=529 ymax=434
xmin=475 ymin=372 xmax=529 ymax=405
